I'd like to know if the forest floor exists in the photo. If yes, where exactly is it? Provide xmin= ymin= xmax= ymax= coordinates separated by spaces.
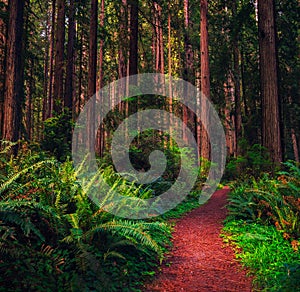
xmin=143 ymin=188 xmax=253 ymax=292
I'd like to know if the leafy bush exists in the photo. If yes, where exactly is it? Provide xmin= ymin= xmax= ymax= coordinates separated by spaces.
xmin=222 ymin=221 xmax=300 ymax=291
xmin=0 ymin=143 xmax=172 ymax=291
xmin=42 ymin=112 xmax=73 ymax=161
xmin=224 ymin=143 xmax=271 ymax=180
xmin=224 ymin=161 xmax=300 ymax=291
xmin=227 ymin=161 xmax=300 ymax=241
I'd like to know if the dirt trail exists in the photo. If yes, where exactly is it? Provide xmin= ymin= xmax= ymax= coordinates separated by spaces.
xmin=143 ymin=188 xmax=252 ymax=292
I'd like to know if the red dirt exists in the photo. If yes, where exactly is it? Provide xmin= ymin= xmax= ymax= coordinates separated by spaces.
xmin=143 ymin=188 xmax=252 ymax=292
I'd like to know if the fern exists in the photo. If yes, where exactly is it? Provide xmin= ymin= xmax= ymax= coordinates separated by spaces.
xmin=87 ymin=220 xmax=163 ymax=256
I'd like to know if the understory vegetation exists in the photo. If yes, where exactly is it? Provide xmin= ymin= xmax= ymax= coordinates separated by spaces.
xmin=0 ymin=141 xmax=202 ymax=291
xmin=223 ymin=161 xmax=300 ymax=291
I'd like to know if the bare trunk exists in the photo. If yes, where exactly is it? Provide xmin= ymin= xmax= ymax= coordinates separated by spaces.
xmin=87 ymin=0 xmax=98 ymax=153
xmin=2 ymin=0 xmax=25 ymax=145
xmin=25 ymin=58 xmax=34 ymax=140
xmin=258 ymin=0 xmax=282 ymax=163
xmin=129 ymin=0 xmax=138 ymax=76
xmin=65 ymin=0 xmax=75 ymax=111
xmin=46 ymin=0 xmax=56 ymax=119
xmin=0 ymin=0 xmax=7 ymax=135
xmin=42 ymin=6 xmax=50 ymax=122
xmin=97 ymin=0 xmax=105 ymax=156
xmin=53 ymin=0 xmax=65 ymax=114
xmin=232 ymin=1 xmax=242 ymax=156
xmin=200 ymin=0 xmax=210 ymax=160
xmin=291 ymin=128 xmax=299 ymax=162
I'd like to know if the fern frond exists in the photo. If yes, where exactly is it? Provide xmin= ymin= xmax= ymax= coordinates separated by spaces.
xmin=87 ymin=220 xmax=162 ymax=255
xmin=0 ymin=159 xmax=56 ymax=195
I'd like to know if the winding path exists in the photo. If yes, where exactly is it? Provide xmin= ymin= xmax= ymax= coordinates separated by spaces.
xmin=143 ymin=188 xmax=252 ymax=292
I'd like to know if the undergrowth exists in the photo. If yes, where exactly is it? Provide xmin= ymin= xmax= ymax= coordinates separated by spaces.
xmin=223 ymin=161 xmax=300 ymax=291
xmin=0 ymin=141 xmax=203 ymax=291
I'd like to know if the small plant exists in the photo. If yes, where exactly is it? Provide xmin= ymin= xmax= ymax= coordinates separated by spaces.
xmin=224 ymin=161 xmax=300 ymax=291
xmin=224 ymin=143 xmax=271 ymax=180
xmin=222 ymin=220 xmax=300 ymax=291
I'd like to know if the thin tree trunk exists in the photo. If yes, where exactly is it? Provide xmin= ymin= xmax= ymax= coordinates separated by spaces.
xmin=65 ymin=0 xmax=75 ymax=111
xmin=129 ymin=0 xmax=138 ymax=76
xmin=53 ymin=0 xmax=65 ymax=114
xmin=25 ymin=58 xmax=34 ymax=141
xmin=47 ymin=0 xmax=56 ymax=119
xmin=232 ymin=1 xmax=242 ymax=157
xmin=64 ymin=0 xmax=75 ymax=149
xmin=87 ymin=0 xmax=98 ymax=153
xmin=258 ymin=0 xmax=282 ymax=163
xmin=97 ymin=0 xmax=105 ymax=156
xmin=42 ymin=5 xmax=50 ymax=122
xmin=291 ymin=128 xmax=299 ymax=162
xmin=168 ymin=7 xmax=173 ymax=145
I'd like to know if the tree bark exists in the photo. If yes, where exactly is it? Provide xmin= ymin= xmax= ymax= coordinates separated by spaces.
xmin=53 ymin=0 xmax=65 ymax=114
xmin=0 ymin=0 xmax=7 ymax=136
xmin=232 ymin=1 xmax=242 ymax=157
xmin=65 ymin=0 xmax=75 ymax=111
xmin=200 ymin=0 xmax=210 ymax=160
xmin=2 ymin=0 xmax=25 ymax=144
xmin=46 ymin=0 xmax=56 ymax=119
xmin=258 ymin=0 xmax=282 ymax=163
xmin=87 ymin=0 xmax=98 ymax=152
xmin=129 ymin=0 xmax=138 ymax=76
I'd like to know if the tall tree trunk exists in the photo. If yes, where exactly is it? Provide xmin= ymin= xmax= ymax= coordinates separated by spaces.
xmin=291 ymin=128 xmax=299 ymax=162
xmin=168 ymin=6 xmax=173 ymax=145
xmin=53 ymin=0 xmax=65 ymax=114
xmin=97 ymin=0 xmax=105 ymax=156
xmin=129 ymin=0 xmax=138 ymax=76
xmin=232 ymin=1 xmax=242 ymax=157
xmin=42 ymin=4 xmax=50 ymax=122
xmin=87 ymin=0 xmax=98 ymax=153
xmin=46 ymin=0 xmax=56 ymax=119
xmin=118 ymin=0 xmax=128 ymax=80
xmin=199 ymin=0 xmax=210 ymax=160
xmin=224 ymin=75 xmax=235 ymax=156
xmin=25 ymin=58 xmax=34 ymax=141
xmin=64 ymin=0 xmax=75 ymax=148
xmin=0 ymin=0 xmax=7 ymax=136
xmin=2 ymin=0 xmax=25 ymax=145
xmin=65 ymin=0 xmax=75 ymax=111
xmin=98 ymin=0 xmax=105 ymax=90
xmin=258 ymin=0 xmax=282 ymax=163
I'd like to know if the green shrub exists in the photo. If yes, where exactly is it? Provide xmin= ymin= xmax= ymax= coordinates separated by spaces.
xmin=222 ymin=221 xmax=300 ymax=291
xmin=224 ymin=144 xmax=271 ymax=180
xmin=224 ymin=161 xmax=300 ymax=291
xmin=0 ymin=145 xmax=172 ymax=291
xmin=227 ymin=162 xmax=300 ymax=240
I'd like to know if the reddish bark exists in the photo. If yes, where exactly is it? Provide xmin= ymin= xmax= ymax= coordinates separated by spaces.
xmin=2 ymin=0 xmax=25 ymax=143
xmin=200 ymin=0 xmax=210 ymax=160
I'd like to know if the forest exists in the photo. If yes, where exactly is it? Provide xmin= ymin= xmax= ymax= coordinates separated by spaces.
xmin=0 ymin=0 xmax=299 ymax=291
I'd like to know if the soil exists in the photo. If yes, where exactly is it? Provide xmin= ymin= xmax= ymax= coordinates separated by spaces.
xmin=143 ymin=188 xmax=253 ymax=292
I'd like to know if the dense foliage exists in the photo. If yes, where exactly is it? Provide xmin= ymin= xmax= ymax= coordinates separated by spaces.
xmin=0 ymin=142 xmax=173 ymax=291
xmin=223 ymin=161 xmax=300 ymax=291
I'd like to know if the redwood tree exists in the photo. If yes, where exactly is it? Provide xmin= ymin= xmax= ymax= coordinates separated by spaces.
xmin=53 ymin=0 xmax=65 ymax=114
xmin=258 ymin=0 xmax=282 ymax=163
xmin=87 ymin=0 xmax=98 ymax=152
xmin=129 ymin=0 xmax=138 ymax=76
xmin=199 ymin=0 xmax=210 ymax=159
xmin=2 ymin=0 xmax=25 ymax=143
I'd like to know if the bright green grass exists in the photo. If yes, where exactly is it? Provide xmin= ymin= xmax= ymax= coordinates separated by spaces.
xmin=222 ymin=220 xmax=300 ymax=291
